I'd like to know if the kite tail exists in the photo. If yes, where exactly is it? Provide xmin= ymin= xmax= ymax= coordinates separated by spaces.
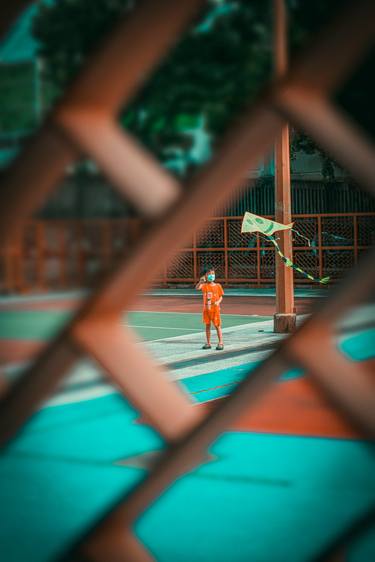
xmin=269 ymin=237 xmax=330 ymax=285
xmin=291 ymin=228 xmax=311 ymax=247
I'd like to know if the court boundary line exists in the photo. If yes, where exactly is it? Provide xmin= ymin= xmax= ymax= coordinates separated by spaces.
xmin=145 ymin=319 xmax=276 ymax=343
xmin=4 ymin=322 xmax=375 ymax=409
xmin=0 ymin=288 xmax=325 ymax=307
xmin=3 ymin=317 xmax=373 ymax=384
xmin=0 ymin=319 xmax=278 ymax=379
xmin=126 ymin=325 xmax=201 ymax=331
xmin=127 ymin=311 xmax=265 ymax=316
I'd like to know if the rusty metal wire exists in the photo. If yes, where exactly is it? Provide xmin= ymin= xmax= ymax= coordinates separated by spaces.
xmin=0 ymin=1 xmax=374 ymax=561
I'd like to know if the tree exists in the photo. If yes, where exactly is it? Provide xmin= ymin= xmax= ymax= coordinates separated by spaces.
xmin=33 ymin=0 xmax=369 ymax=179
xmin=33 ymin=0 xmax=132 ymax=89
xmin=32 ymin=0 xmax=272 ymax=173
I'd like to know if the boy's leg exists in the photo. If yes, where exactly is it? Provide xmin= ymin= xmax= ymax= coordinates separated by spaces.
xmin=202 ymin=310 xmax=212 ymax=349
xmin=213 ymin=308 xmax=223 ymax=346
xmin=205 ymin=323 xmax=211 ymax=345
xmin=214 ymin=309 xmax=224 ymax=349
xmin=215 ymin=325 xmax=223 ymax=346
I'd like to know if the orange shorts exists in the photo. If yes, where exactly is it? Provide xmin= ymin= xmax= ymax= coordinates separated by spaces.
xmin=203 ymin=306 xmax=221 ymax=327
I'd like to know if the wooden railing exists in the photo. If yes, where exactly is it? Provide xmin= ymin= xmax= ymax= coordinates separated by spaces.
xmin=1 ymin=213 xmax=374 ymax=292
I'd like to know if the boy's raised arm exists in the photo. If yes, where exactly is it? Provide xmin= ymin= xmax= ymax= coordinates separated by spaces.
xmin=196 ymin=275 xmax=206 ymax=290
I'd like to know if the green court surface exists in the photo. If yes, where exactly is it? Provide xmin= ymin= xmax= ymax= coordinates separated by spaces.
xmin=181 ymin=327 xmax=375 ymax=402
xmin=1 ymin=307 xmax=374 ymax=561
xmin=0 ymin=391 xmax=374 ymax=562
xmin=0 ymin=310 xmax=270 ymax=341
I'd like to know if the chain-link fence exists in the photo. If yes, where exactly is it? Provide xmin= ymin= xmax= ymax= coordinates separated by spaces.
xmin=1 ymin=1 xmax=375 ymax=559
xmin=1 ymin=213 xmax=373 ymax=292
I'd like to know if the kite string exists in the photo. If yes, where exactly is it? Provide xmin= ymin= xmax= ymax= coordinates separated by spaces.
xmin=268 ymin=235 xmax=329 ymax=285
xmin=283 ymin=227 xmax=348 ymax=246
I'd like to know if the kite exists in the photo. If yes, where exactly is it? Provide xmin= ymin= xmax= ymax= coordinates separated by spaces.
xmin=241 ymin=212 xmax=330 ymax=285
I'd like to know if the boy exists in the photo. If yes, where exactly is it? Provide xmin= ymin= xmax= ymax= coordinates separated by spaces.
xmin=196 ymin=267 xmax=224 ymax=350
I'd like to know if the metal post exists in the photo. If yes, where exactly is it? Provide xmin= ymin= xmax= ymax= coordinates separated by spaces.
xmin=223 ymin=217 xmax=228 ymax=283
xmin=273 ymin=0 xmax=296 ymax=333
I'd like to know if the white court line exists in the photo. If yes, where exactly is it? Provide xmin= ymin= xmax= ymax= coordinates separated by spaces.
xmin=0 ymin=318 xmax=283 ymax=407
xmin=126 ymin=324 xmax=200 ymax=331
xmin=127 ymin=310 xmax=262 ymax=317
xmin=0 ymin=288 xmax=324 ymax=307
xmin=48 ymin=318 xmax=374 ymax=407
xmin=1 ymin=319 xmax=277 ymax=381
xmin=3 ymin=309 xmax=373 ymax=408
xmin=146 ymin=290 xmax=322 ymax=297
xmin=46 ymin=344 xmax=277 ymax=407
xmin=146 ymin=319 xmax=276 ymax=343
xmin=46 ymin=384 xmax=117 ymax=407
xmin=0 ymin=320 xmax=274 ymax=380
xmin=171 ymin=350 xmax=272 ymax=381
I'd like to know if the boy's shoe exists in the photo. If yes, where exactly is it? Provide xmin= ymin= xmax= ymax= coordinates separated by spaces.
xmin=216 ymin=344 xmax=224 ymax=351
xmin=202 ymin=343 xmax=212 ymax=349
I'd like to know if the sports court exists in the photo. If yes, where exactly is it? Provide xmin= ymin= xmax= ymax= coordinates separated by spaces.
xmin=1 ymin=290 xmax=374 ymax=561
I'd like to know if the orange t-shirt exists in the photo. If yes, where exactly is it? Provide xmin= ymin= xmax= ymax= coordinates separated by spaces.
xmin=201 ymin=283 xmax=224 ymax=308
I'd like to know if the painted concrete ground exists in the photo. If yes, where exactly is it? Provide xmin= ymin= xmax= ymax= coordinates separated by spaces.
xmin=0 ymin=292 xmax=374 ymax=561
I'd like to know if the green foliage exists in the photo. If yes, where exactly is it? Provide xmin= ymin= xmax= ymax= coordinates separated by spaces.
xmin=32 ymin=0 xmax=132 ymax=88
xmin=31 ymin=0 xmax=368 ymax=178
xmin=0 ymin=63 xmax=36 ymax=132
xmin=32 ymin=0 xmax=272 ymax=170
xmin=291 ymin=129 xmax=338 ymax=181
xmin=288 ymin=0 xmax=352 ymax=180
xmin=124 ymin=4 xmax=272 ymax=162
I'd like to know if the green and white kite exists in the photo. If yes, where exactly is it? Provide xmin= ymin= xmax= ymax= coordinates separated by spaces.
xmin=241 ymin=212 xmax=293 ymax=236
xmin=241 ymin=212 xmax=330 ymax=285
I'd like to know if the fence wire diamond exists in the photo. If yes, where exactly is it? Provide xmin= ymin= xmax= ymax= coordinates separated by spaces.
xmin=0 ymin=1 xmax=374 ymax=561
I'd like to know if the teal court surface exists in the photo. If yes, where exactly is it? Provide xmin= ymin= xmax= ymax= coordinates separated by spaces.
xmin=0 ymin=294 xmax=374 ymax=561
